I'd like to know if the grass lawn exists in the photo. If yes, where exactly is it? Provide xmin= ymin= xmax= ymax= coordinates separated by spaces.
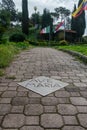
xmin=55 ymin=44 xmax=87 ymax=56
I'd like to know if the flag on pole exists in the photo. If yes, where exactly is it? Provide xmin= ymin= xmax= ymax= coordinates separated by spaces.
xmin=54 ymin=21 xmax=65 ymax=33
xmin=82 ymin=0 xmax=87 ymax=10
xmin=40 ymin=26 xmax=50 ymax=34
xmin=72 ymin=0 xmax=87 ymax=18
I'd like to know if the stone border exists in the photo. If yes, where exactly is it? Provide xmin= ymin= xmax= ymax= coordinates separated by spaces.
xmin=59 ymin=49 xmax=87 ymax=64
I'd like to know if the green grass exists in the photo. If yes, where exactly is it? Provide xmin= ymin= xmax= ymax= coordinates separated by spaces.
xmin=0 ymin=41 xmax=32 ymax=69
xmin=55 ymin=45 xmax=87 ymax=56
xmin=0 ymin=44 xmax=17 ymax=68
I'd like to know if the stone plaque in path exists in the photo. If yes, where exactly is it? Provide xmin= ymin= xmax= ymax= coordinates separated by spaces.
xmin=18 ymin=76 xmax=69 ymax=96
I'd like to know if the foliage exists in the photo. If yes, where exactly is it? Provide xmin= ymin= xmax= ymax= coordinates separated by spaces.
xmin=16 ymin=12 xmax=22 ymax=22
xmin=0 ymin=36 xmax=8 ymax=44
xmin=57 ymin=45 xmax=87 ymax=56
xmin=28 ymin=40 xmax=60 ymax=46
xmin=0 ymin=9 xmax=10 ymax=41
xmin=0 ymin=44 xmax=17 ymax=68
xmin=58 ymin=40 xmax=68 ymax=46
xmin=14 ymin=41 xmax=29 ymax=49
xmin=54 ymin=7 xmax=70 ymax=19
xmin=31 ymin=12 xmax=40 ymax=28
xmin=22 ymin=0 xmax=29 ymax=35
xmin=41 ymin=8 xmax=53 ymax=29
xmin=0 ymin=0 xmax=16 ymax=41
xmin=1 ymin=0 xmax=16 ymax=21
xmin=9 ymin=33 xmax=26 ymax=42
xmin=0 ymin=41 xmax=30 ymax=68
xmin=0 ymin=9 xmax=10 ymax=28
xmin=0 ymin=26 xmax=6 ymax=42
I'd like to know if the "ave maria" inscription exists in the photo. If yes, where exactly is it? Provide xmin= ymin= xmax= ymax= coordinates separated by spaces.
xmin=25 ymin=78 xmax=60 ymax=88
xmin=18 ymin=76 xmax=69 ymax=96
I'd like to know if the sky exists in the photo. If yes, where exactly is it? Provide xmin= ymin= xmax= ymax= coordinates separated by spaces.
xmin=13 ymin=0 xmax=78 ymax=16
xmin=0 ymin=0 xmax=87 ymax=35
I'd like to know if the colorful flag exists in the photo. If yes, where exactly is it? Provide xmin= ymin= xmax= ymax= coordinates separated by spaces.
xmin=82 ymin=0 xmax=87 ymax=10
xmin=54 ymin=21 xmax=65 ymax=33
xmin=72 ymin=0 xmax=87 ymax=18
xmin=40 ymin=26 xmax=50 ymax=34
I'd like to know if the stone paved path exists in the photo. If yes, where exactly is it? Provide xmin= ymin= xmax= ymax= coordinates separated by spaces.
xmin=0 ymin=47 xmax=87 ymax=130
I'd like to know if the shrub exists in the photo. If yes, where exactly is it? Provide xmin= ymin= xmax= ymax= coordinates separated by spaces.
xmin=15 ymin=41 xmax=29 ymax=49
xmin=0 ymin=26 xmax=6 ymax=43
xmin=0 ymin=44 xmax=16 ymax=68
xmin=58 ymin=40 xmax=68 ymax=46
xmin=9 ymin=33 xmax=26 ymax=42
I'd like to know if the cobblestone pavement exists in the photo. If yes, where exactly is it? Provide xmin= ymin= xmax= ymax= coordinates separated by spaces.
xmin=0 ymin=47 xmax=87 ymax=130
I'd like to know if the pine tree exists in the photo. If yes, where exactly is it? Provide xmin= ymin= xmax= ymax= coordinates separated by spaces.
xmin=76 ymin=0 xmax=86 ymax=39
xmin=41 ymin=8 xmax=52 ymax=28
xmin=71 ymin=4 xmax=77 ymax=31
xmin=22 ymin=0 xmax=29 ymax=35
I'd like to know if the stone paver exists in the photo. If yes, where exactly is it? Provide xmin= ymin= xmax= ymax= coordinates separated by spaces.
xmin=1 ymin=91 xmax=17 ymax=98
xmin=0 ymin=104 xmax=11 ymax=115
xmin=20 ymin=126 xmax=44 ymax=130
xmin=41 ymin=114 xmax=63 ymax=128
xmin=12 ymin=97 xmax=29 ymax=105
xmin=24 ymin=104 xmax=43 ymax=115
xmin=62 ymin=126 xmax=85 ymax=130
xmin=0 ymin=47 xmax=87 ymax=129
xmin=70 ymin=97 xmax=87 ymax=105
xmin=57 ymin=104 xmax=77 ymax=115
xmin=25 ymin=116 xmax=39 ymax=125
xmin=2 ymin=114 xmax=25 ymax=128
xmin=55 ymin=91 xmax=70 ymax=97
xmin=41 ymin=97 xmax=58 ymax=105
xmin=63 ymin=116 xmax=78 ymax=125
xmin=44 ymin=106 xmax=56 ymax=113
xmin=11 ymin=106 xmax=24 ymax=113
xmin=77 ymin=114 xmax=87 ymax=128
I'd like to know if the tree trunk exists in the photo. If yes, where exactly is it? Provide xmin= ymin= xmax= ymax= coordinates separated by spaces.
xmin=22 ymin=0 xmax=29 ymax=35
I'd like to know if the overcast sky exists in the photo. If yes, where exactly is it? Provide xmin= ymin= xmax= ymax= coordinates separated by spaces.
xmin=13 ymin=0 xmax=78 ymax=16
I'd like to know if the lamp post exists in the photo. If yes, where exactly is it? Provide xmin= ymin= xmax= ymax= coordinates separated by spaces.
xmin=34 ymin=6 xmax=37 ymax=28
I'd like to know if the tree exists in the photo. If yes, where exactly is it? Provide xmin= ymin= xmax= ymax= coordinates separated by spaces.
xmin=41 ymin=8 xmax=53 ymax=40
xmin=71 ymin=4 xmax=77 ymax=31
xmin=41 ymin=8 xmax=53 ymax=28
xmin=16 ymin=12 xmax=22 ymax=22
xmin=1 ymin=0 xmax=16 ymax=21
xmin=54 ymin=7 xmax=70 ymax=21
xmin=31 ymin=12 xmax=40 ymax=28
xmin=22 ymin=0 xmax=29 ymax=35
xmin=0 ymin=9 xmax=10 ymax=41
xmin=76 ymin=0 xmax=86 ymax=39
